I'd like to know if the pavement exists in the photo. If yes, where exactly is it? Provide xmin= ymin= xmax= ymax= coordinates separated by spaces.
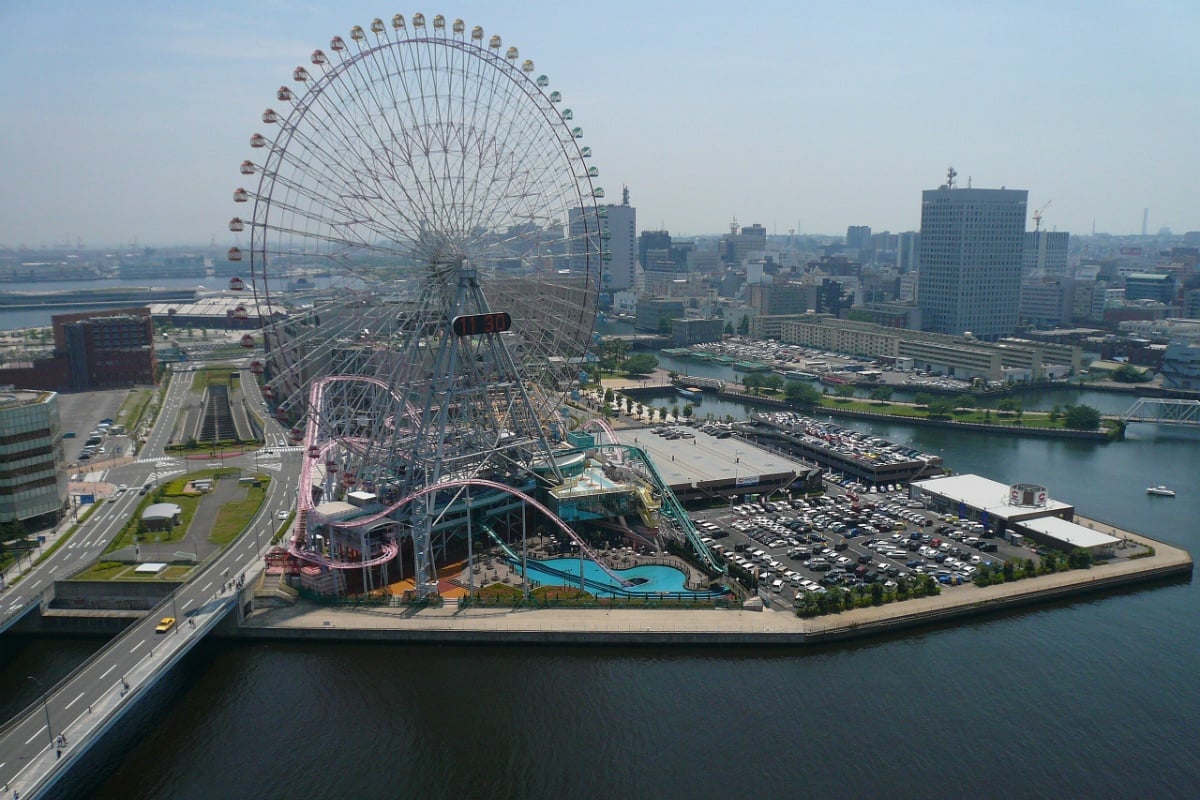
xmin=239 ymin=521 xmax=1192 ymax=643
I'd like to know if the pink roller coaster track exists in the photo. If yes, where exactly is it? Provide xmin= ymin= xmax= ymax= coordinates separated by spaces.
xmin=289 ymin=376 xmax=630 ymax=585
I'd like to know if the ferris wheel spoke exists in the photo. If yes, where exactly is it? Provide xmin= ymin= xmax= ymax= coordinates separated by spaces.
xmin=233 ymin=16 xmax=602 ymax=594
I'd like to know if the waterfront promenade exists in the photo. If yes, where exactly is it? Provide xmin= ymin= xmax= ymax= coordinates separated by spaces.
xmin=236 ymin=522 xmax=1191 ymax=646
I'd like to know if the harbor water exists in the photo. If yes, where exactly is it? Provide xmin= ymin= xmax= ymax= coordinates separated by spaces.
xmin=2 ymin=392 xmax=1197 ymax=798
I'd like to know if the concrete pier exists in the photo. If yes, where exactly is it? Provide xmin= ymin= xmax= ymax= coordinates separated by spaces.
xmin=231 ymin=524 xmax=1191 ymax=647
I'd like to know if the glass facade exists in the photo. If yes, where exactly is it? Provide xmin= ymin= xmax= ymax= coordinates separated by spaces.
xmin=0 ymin=391 xmax=65 ymax=524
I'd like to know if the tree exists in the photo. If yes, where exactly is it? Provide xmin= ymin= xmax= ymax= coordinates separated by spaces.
xmin=870 ymin=581 xmax=884 ymax=606
xmin=667 ymin=370 xmax=679 ymax=383
xmin=913 ymin=392 xmax=934 ymax=408
xmin=785 ymin=381 xmax=821 ymax=407
xmin=623 ymin=396 xmax=633 ymax=414
xmin=869 ymin=386 xmax=894 ymax=402
xmin=1067 ymin=547 xmax=1094 ymax=569
xmin=953 ymin=394 xmax=974 ymax=411
xmin=657 ymin=317 xmax=672 ymax=335
xmin=658 ymin=406 xmax=668 ymax=422
xmin=622 ymin=353 xmax=658 ymax=375
xmin=1063 ymin=404 xmax=1101 ymax=430
xmin=1111 ymin=364 xmax=1150 ymax=383
xmin=603 ymin=388 xmax=614 ymax=405
xmin=742 ymin=373 xmax=762 ymax=393
xmin=724 ymin=320 xmax=734 ymax=335
xmin=761 ymin=373 xmax=783 ymax=392
xmin=997 ymin=397 xmax=1020 ymax=416
xmin=737 ymin=315 xmax=750 ymax=335
xmin=927 ymin=398 xmax=955 ymax=418
xmin=682 ymin=404 xmax=694 ymax=419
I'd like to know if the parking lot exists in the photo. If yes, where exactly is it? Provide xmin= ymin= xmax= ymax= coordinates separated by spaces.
xmin=688 ymin=475 xmax=1036 ymax=612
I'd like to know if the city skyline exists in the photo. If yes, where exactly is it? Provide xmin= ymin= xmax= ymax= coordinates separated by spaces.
xmin=2 ymin=1 xmax=1198 ymax=248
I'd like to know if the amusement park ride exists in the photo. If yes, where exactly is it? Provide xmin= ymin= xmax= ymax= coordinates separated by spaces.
xmin=224 ymin=14 xmax=723 ymax=599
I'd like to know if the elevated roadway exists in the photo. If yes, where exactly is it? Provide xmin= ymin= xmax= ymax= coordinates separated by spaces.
xmin=1 ymin=363 xmax=300 ymax=798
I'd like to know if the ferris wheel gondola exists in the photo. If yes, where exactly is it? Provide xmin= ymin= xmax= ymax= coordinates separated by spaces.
xmin=230 ymin=14 xmax=603 ymax=595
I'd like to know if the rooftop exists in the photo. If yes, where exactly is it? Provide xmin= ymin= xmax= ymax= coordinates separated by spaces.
xmin=912 ymin=474 xmax=1074 ymax=521
xmin=1017 ymin=515 xmax=1120 ymax=550
xmin=626 ymin=424 xmax=802 ymax=490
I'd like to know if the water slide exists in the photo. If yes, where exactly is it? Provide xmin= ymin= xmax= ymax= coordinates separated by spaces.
xmin=480 ymin=523 xmax=722 ymax=599
xmin=622 ymin=445 xmax=724 ymax=574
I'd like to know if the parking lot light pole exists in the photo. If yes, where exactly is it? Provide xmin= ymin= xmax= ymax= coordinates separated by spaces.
xmin=27 ymin=675 xmax=54 ymax=748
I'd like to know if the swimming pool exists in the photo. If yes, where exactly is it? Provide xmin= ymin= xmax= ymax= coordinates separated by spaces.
xmin=525 ymin=558 xmax=716 ymax=596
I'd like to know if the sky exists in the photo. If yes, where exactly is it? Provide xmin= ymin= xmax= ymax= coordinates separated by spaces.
xmin=1 ymin=0 xmax=1197 ymax=249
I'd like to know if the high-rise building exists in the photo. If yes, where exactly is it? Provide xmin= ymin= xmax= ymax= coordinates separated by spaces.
xmin=571 ymin=202 xmax=637 ymax=291
xmin=0 ymin=390 xmax=66 ymax=527
xmin=720 ymin=222 xmax=767 ymax=266
xmin=897 ymin=232 xmax=920 ymax=274
xmin=846 ymin=226 xmax=872 ymax=250
xmin=1023 ymin=230 xmax=1070 ymax=277
xmin=918 ymin=185 xmax=1028 ymax=339
xmin=638 ymin=230 xmax=672 ymax=271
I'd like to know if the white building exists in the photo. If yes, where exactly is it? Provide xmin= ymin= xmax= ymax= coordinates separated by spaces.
xmin=571 ymin=202 xmax=636 ymax=293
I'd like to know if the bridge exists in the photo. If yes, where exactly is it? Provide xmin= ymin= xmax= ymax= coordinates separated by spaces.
xmin=0 ymin=361 xmax=297 ymax=799
xmin=0 ymin=573 xmax=250 ymax=798
xmin=1120 ymin=398 xmax=1200 ymax=426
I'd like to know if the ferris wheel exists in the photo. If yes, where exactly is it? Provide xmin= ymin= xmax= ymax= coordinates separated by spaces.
xmin=227 ymin=13 xmax=604 ymax=593
xmin=229 ymin=12 xmax=603 ymax=444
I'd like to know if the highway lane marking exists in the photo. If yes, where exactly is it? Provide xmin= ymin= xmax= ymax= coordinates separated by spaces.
xmin=130 ymin=640 xmax=144 ymax=653
xmin=182 ymin=598 xmax=193 ymax=609
xmin=202 ymin=581 xmax=213 ymax=592
xmin=25 ymin=724 xmax=47 ymax=745
xmin=65 ymin=691 xmax=86 ymax=709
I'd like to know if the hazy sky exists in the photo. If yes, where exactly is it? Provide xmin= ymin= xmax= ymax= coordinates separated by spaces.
xmin=2 ymin=1 xmax=1197 ymax=249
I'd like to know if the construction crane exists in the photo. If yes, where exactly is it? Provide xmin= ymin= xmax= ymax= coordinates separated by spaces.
xmin=1033 ymin=200 xmax=1053 ymax=231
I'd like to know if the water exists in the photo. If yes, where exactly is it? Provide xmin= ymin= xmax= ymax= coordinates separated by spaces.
xmin=6 ymin=388 xmax=1198 ymax=799
xmin=532 ymin=558 xmax=698 ymax=594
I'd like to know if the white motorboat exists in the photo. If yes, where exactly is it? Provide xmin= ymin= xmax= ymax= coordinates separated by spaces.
xmin=1145 ymin=485 xmax=1176 ymax=497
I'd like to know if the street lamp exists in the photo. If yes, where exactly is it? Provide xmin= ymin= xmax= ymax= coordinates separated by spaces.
xmin=26 ymin=675 xmax=54 ymax=748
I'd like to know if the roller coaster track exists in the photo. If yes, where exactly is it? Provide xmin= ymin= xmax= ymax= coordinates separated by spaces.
xmin=289 ymin=475 xmax=632 ymax=586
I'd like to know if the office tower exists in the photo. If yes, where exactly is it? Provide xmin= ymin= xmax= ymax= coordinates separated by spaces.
xmin=846 ymin=225 xmax=872 ymax=250
xmin=897 ymin=231 xmax=920 ymax=274
xmin=0 ymin=390 xmax=66 ymax=526
xmin=570 ymin=201 xmax=637 ymax=292
xmin=1023 ymin=230 xmax=1070 ymax=277
xmin=918 ymin=185 xmax=1028 ymax=339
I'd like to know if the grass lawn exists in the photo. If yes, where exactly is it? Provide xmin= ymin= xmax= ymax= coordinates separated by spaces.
xmin=117 ymin=387 xmax=155 ymax=432
xmin=816 ymin=397 xmax=1110 ymax=431
xmin=71 ymin=561 xmax=195 ymax=581
xmin=72 ymin=561 xmax=134 ymax=580
xmin=210 ymin=480 xmax=270 ymax=546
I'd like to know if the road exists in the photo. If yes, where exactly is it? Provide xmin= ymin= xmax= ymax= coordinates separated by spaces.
xmin=0 ymin=361 xmax=301 ymax=797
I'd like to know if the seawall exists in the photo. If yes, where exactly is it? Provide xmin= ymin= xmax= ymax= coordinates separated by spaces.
xmin=226 ymin=529 xmax=1190 ymax=647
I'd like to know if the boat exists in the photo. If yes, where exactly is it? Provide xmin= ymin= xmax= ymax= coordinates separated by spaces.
xmin=677 ymin=387 xmax=702 ymax=401
xmin=1146 ymin=485 xmax=1176 ymax=497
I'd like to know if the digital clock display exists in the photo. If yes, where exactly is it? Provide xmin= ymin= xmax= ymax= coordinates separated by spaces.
xmin=451 ymin=311 xmax=512 ymax=337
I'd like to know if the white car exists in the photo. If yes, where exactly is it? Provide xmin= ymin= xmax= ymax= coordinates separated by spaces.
xmin=276 ymin=509 xmax=290 ymax=520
